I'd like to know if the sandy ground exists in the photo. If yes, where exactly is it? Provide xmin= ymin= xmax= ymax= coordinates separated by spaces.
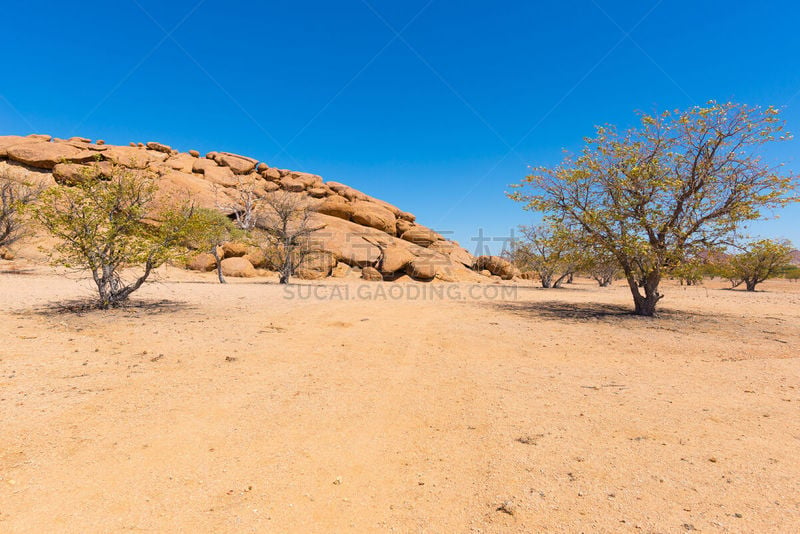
xmin=0 ymin=265 xmax=798 ymax=533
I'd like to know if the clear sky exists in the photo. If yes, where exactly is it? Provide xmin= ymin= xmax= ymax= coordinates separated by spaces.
xmin=2 ymin=1 xmax=799 ymax=254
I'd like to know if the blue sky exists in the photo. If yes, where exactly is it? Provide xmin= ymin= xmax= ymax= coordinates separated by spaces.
xmin=2 ymin=1 xmax=799 ymax=253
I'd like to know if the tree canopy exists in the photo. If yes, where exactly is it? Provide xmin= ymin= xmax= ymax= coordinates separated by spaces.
xmin=510 ymin=102 xmax=798 ymax=315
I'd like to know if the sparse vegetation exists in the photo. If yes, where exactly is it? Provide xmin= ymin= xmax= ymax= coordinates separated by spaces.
xmin=582 ymin=244 xmax=621 ymax=287
xmin=509 ymin=223 xmax=580 ymax=288
xmin=0 ymin=168 xmax=41 ymax=252
xmin=214 ymin=176 xmax=262 ymax=231
xmin=31 ymin=165 xmax=203 ymax=308
xmin=510 ymin=102 xmax=799 ymax=315
xmin=257 ymin=191 xmax=324 ymax=284
xmin=190 ymin=208 xmax=243 ymax=284
xmin=722 ymin=239 xmax=794 ymax=291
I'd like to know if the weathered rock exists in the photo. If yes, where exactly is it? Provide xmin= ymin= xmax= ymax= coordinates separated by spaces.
xmin=96 ymin=140 xmax=105 ymax=145
xmin=220 ymin=257 xmax=256 ymax=277
xmin=146 ymin=141 xmax=172 ymax=154
xmin=479 ymin=269 xmax=492 ymax=277
xmin=475 ymin=255 xmax=516 ymax=280
xmin=191 ymin=158 xmax=216 ymax=174
xmin=244 ymin=248 xmax=268 ymax=269
xmin=102 ymin=145 xmax=166 ymax=168
xmin=189 ymin=149 xmax=200 ymax=158
xmin=54 ymin=138 xmax=107 ymax=151
xmin=317 ymin=196 xmax=353 ymax=220
xmin=330 ymin=262 xmax=351 ymax=278
xmin=279 ymin=177 xmax=305 ymax=192
xmin=28 ymin=134 xmax=52 ymax=141
xmin=405 ymin=258 xmax=437 ymax=280
xmin=187 ymin=253 xmax=217 ymax=272
xmin=397 ymin=211 xmax=416 ymax=222
xmin=69 ymin=136 xmax=91 ymax=144
xmin=289 ymin=172 xmax=322 ymax=188
xmin=221 ymin=242 xmax=248 ymax=258
xmin=519 ymin=271 xmax=536 ymax=280
xmin=429 ymin=240 xmax=474 ymax=268
xmin=296 ymin=268 xmax=328 ymax=280
xmin=396 ymin=219 xmax=414 ymax=236
xmin=307 ymin=186 xmax=330 ymax=198
xmin=311 ymin=214 xmax=382 ymax=266
xmin=302 ymin=250 xmax=337 ymax=275
xmin=380 ymin=246 xmax=416 ymax=273
xmin=0 ymin=247 xmax=14 ymax=260
xmin=256 ymin=162 xmax=268 ymax=172
xmin=327 ymin=181 xmax=368 ymax=202
xmin=263 ymin=181 xmax=280 ymax=193
xmin=361 ymin=266 xmax=383 ymax=281
xmin=161 ymin=153 xmax=195 ymax=173
xmin=401 ymin=225 xmax=443 ymax=247
xmin=0 ymin=136 xmax=39 ymax=158
xmin=52 ymin=161 xmax=113 ymax=185
xmin=6 ymin=142 xmax=97 ymax=169
xmin=215 ymin=152 xmax=257 ymax=175
xmin=351 ymin=201 xmax=396 ymax=235
xmin=192 ymin=158 xmax=237 ymax=187
xmin=154 ymin=170 xmax=224 ymax=211
xmin=262 ymin=167 xmax=281 ymax=181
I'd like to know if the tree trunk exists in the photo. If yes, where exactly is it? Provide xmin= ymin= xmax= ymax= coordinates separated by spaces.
xmin=553 ymin=272 xmax=571 ymax=288
xmin=212 ymin=247 xmax=226 ymax=284
xmin=626 ymin=270 xmax=662 ymax=316
xmin=745 ymin=279 xmax=757 ymax=291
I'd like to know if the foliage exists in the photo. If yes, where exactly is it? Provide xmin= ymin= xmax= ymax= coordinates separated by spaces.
xmin=781 ymin=265 xmax=800 ymax=282
xmin=257 ymin=191 xmax=324 ymax=284
xmin=0 ymin=168 xmax=41 ymax=250
xmin=510 ymin=222 xmax=581 ymax=288
xmin=509 ymin=102 xmax=798 ymax=315
xmin=581 ymin=243 xmax=621 ymax=287
xmin=189 ymin=208 xmax=243 ymax=284
xmin=722 ymin=239 xmax=793 ymax=291
xmin=31 ymin=166 xmax=202 ymax=308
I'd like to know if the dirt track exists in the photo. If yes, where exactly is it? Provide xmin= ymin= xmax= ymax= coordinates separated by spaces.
xmin=1 ymin=268 xmax=798 ymax=532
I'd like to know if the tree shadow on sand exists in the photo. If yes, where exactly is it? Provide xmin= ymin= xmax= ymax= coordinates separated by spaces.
xmin=29 ymin=298 xmax=192 ymax=317
xmin=483 ymin=300 xmax=715 ymax=326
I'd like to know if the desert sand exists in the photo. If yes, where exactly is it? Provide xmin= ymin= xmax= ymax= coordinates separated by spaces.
xmin=1 ymin=267 xmax=798 ymax=533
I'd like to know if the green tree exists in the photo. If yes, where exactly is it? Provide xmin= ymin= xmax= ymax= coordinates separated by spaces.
xmin=510 ymin=222 xmax=580 ymax=288
xmin=724 ymin=239 xmax=793 ymax=291
xmin=510 ymin=102 xmax=798 ymax=315
xmin=190 ymin=208 xmax=242 ymax=284
xmin=582 ymin=243 xmax=621 ymax=287
xmin=32 ymin=166 xmax=201 ymax=308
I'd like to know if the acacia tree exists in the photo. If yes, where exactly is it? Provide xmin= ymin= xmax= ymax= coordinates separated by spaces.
xmin=510 ymin=102 xmax=798 ymax=315
xmin=511 ymin=223 xmax=580 ymax=288
xmin=190 ymin=208 xmax=242 ymax=284
xmin=32 ymin=166 xmax=202 ymax=308
xmin=583 ymin=244 xmax=620 ymax=287
xmin=724 ymin=239 xmax=793 ymax=291
xmin=257 ymin=191 xmax=324 ymax=284
xmin=0 ymin=169 xmax=41 ymax=251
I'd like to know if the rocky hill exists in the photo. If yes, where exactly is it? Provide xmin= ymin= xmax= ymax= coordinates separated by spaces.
xmin=0 ymin=134 xmax=517 ymax=281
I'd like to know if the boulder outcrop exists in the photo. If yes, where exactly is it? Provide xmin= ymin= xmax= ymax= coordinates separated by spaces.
xmin=0 ymin=134 xmax=486 ymax=282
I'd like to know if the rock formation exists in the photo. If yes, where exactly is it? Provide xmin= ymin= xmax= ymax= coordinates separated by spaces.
xmin=0 ymin=134 xmax=492 ymax=282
